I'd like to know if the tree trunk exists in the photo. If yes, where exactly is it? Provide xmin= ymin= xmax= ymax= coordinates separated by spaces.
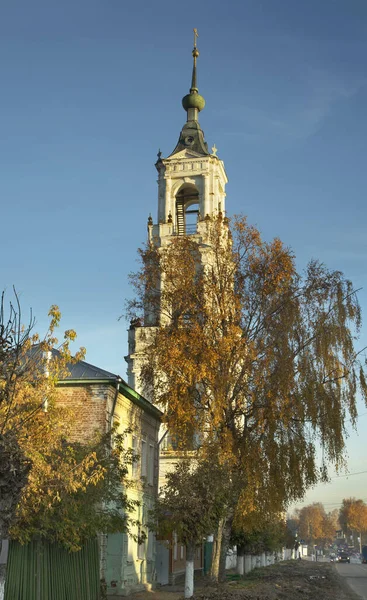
xmin=0 ymin=565 xmax=5 ymax=600
xmin=218 ymin=516 xmax=234 ymax=582
xmin=236 ymin=544 xmax=245 ymax=576
xmin=210 ymin=517 xmax=225 ymax=582
xmin=244 ymin=553 xmax=252 ymax=574
xmin=184 ymin=542 xmax=196 ymax=599
xmin=211 ymin=514 xmax=234 ymax=582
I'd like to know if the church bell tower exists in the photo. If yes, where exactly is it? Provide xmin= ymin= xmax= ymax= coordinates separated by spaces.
xmin=126 ymin=32 xmax=228 ymax=397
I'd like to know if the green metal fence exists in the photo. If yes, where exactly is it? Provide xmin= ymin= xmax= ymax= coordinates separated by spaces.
xmin=4 ymin=538 xmax=100 ymax=600
xmin=203 ymin=541 xmax=213 ymax=575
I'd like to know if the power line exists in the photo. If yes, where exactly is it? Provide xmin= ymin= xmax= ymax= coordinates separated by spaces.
xmin=345 ymin=411 xmax=367 ymax=424
xmin=330 ymin=469 xmax=367 ymax=479
xmin=322 ymin=500 xmax=367 ymax=507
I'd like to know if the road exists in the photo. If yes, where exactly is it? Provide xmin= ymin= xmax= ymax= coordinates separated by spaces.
xmin=336 ymin=561 xmax=367 ymax=599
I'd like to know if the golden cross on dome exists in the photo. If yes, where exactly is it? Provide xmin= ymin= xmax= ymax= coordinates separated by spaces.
xmin=193 ymin=28 xmax=199 ymax=49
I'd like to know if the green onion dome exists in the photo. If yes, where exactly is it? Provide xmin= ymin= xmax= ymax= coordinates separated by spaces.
xmin=182 ymin=92 xmax=206 ymax=112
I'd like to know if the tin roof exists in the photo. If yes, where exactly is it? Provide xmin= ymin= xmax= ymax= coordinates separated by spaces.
xmin=64 ymin=359 xmax=118 ymax=381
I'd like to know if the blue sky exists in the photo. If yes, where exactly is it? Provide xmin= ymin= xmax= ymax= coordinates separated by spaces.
xmin=1 ymin=0 xmax=367 ymax=509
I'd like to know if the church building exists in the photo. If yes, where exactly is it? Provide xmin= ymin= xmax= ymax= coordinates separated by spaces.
xmin=125 ymin=32 xmax=229 ymax=586
xmin=126 ymin=31 xmax=228 ymax=398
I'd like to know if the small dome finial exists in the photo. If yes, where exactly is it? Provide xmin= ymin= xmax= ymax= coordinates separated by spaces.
xmin=182 ymin=28 xmax=205 ymax=118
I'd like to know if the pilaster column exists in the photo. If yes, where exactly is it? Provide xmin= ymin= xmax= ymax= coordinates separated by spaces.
xmin=203 ymin=174 xmax=210 ymax=216
xmin=158 ymin=175 xmax=165 ymax=223
xmin=215 ymin=176 xmax=220 ymax=212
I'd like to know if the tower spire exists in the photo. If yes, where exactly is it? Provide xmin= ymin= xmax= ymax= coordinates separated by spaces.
xmin=190 ymin=28 xmax=199 ymax=92
xmin=168 ymin=30 xmax=209 ymax=157
xmin=182 ymin=28 xmax=205 ymax=122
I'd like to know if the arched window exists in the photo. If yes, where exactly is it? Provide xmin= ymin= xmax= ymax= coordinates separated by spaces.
xmin=175 ymin=185 xmax=199 ymax=235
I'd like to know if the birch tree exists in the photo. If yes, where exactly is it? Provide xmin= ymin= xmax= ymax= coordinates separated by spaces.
xmin=129 ymin=214 xmax=367 ymax=579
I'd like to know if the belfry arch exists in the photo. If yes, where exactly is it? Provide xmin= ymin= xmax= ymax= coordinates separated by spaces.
xmin=175 ymin=183 xmax=199 ymax=235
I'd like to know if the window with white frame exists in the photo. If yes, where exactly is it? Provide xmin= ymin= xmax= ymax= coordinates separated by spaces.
xmin=148 ymin=443 xmax=154 ymax=485
xmin=138 ymin=526 xmax=145 ymax=560
xmin=127 ymin=534 xmax=134 ymax=562
xmin=132 ymin=436 xmax=138 ymax=477
xmin=141 ymin=439 xmax=147 ymax=478
xmin=110 ymin=417 xmax=120 ymax=450
xmin=147 ymin=530 xmax=154 ymax=560
xmin=141 ymin=503 xmax=147 ymax=523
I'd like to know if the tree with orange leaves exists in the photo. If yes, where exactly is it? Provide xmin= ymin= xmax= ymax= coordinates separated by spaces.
xmin=0 ymin=291 xmax=86 ymax=544
xmin=296 ymin=502 xmax=337 ymax=548
xmin=0 ymin=291 xmax=136 ymax=555
xmin=128 ymin=214 xmax=367 ymax=580
xmin=339 ymin=498 xmax=367 ymax=551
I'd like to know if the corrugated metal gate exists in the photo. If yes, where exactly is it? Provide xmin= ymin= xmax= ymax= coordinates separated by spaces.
xmin=4 ymin=539 xmax=100 ymax=600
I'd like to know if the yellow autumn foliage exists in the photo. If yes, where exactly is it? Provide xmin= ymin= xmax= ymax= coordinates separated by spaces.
xmin=128 ymin=214 xmax=366 ymax=524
